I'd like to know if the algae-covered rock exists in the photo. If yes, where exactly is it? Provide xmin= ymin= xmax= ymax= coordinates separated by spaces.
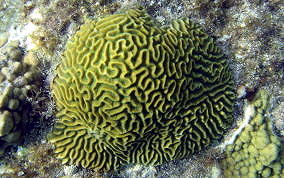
xmin=49 ymin=8 xmax=235 ymax=171
xmin=221 ymin=90 xmax=284 ymax=178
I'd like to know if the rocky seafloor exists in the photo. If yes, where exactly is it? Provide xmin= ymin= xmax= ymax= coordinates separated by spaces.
xmin=0 ymin=0 xmax=283 ymax=177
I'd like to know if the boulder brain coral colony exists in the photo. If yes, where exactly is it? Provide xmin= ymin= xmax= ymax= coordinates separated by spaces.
xmin=48 ymin=8 xmax=235 ymax=171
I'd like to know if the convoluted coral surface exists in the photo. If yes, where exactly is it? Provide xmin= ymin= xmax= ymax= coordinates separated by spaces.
xmin=48 ymin=8 xmax=235 ymax=171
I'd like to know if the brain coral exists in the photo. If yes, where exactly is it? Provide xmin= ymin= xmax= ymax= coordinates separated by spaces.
xmin=48 ymin=8 xmax=235 ymax=171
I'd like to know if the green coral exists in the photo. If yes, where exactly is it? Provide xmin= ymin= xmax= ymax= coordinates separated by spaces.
xmin=49 ymin=8 xmax=235 ymax=171
xmin=0 ymin=41 xmax=41 ymax=154
xmin=221 ymin=90 xmax=284 ymax=178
